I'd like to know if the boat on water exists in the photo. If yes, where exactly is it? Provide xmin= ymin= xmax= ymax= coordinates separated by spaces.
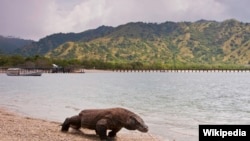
xmin=6 ymin=68 xmax=42 ymax=76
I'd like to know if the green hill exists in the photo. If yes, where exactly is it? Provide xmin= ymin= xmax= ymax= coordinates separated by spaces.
xmin=15 ymin=26 xmax=114 ymax=56
xmin=44 ymin=19 xmax=250 ymax=68
xmin=0 ymin=36 xmax=32 ymax=54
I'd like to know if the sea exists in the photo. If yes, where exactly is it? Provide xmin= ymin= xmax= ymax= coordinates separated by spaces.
xmin=0 ymin=72 xmax=249 ymax=141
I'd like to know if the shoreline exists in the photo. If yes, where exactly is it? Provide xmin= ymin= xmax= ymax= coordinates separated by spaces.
xmin=0 ymin=107 xmax=161 ymax=141
xmin=1 ymin=68 xmax=250 ymax=74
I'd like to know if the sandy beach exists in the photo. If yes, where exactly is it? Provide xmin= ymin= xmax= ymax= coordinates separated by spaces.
xmin=0 ymin=108 xmax=161 ymax=141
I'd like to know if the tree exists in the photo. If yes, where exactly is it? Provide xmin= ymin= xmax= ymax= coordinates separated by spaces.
xmin=9 ymin=55 xmax=25 ymax=67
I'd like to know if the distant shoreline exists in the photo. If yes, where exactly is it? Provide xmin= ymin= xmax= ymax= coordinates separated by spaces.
xmin=0 ymin=68 xmax=250 ymax=74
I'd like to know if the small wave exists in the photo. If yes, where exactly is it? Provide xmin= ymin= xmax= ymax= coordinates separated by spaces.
xmin=65 ymin=105 xmax=80 ymax=111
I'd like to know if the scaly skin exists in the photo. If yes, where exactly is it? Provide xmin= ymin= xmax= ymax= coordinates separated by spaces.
xmin=61 ymin=107 xmax=148 ymax=140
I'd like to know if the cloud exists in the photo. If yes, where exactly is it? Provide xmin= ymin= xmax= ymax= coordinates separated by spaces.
xmin=0 ymin=0 xmax=249 ymax=40
xmin=216 ymin=0 xmax=250 ymax=22
xmin=36 ymin=0 xmax=110 ymax=38
xmin=0 ymin=0 xmax=53 ymax=39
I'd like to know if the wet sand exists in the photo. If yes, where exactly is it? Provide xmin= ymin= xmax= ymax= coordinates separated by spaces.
xmin=0 ymin=108 xmax=161 ymax=141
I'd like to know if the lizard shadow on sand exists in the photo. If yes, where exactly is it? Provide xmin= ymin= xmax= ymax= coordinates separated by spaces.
xmin=65 ymin=129 xmax=118 ymax=141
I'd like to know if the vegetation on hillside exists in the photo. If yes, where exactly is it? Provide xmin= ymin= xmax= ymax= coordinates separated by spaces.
xmin=1 ymin=19 xmax=250 ymax=70
xmin=45 ymin=20 xmax=250 ymax=68
xmin=0 ymin=54 xmax=249 ymax=70
xmin=0 ymin=36 xmax=32 ymax=54
xmin=14 ymin=26 xmax=114 ymax=56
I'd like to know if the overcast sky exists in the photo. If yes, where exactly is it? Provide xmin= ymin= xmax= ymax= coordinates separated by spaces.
xmin=1 ymin=0 xmax=250 ymax=40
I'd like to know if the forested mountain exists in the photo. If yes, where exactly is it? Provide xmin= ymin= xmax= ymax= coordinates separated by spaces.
xmin=0 ymin=36 xmax=32 ymax=54
xmin=14 ymin=26 xmax=114 ymax=56
xmin=2 ymin=19 xmax=250 ymax=68
xmin=45 ymin=19 xmax=250 ymax=66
